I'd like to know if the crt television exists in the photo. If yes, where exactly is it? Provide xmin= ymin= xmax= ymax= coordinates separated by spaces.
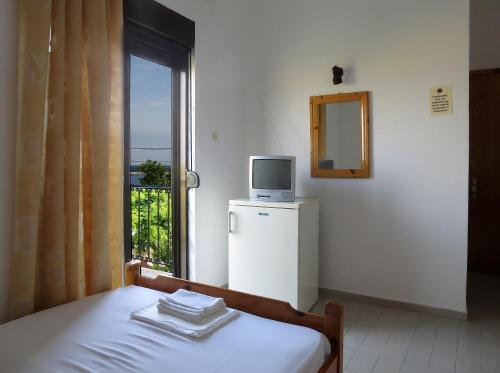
xmin=249 ymin=155 xmax=296 ymax=202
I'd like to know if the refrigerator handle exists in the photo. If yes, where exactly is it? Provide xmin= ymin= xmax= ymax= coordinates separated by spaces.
xmin=228 ymin=211 xmax=234 ymax=233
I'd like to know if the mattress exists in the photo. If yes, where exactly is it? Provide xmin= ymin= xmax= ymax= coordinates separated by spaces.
xmin=0 ymin=285 xmax=329 ymax=373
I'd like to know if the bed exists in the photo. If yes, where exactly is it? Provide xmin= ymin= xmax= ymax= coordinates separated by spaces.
xmin=0 ymin=261 xmax=343 ymax=373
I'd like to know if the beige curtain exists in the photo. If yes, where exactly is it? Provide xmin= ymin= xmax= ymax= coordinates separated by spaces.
xmin=10 ymin=0 xmax=123 ymax=319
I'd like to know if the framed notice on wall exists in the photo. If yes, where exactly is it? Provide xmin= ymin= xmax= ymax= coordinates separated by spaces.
xmin=430 ymin=86 xmax=453 ymax=116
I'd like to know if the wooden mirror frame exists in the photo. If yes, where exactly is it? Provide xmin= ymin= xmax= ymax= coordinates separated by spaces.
xmin=310 ymin=91 xmax=370 ymax=178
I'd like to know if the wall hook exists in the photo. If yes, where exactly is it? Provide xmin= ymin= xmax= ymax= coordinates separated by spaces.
xmin=332 ymin=65 xmax=344 ymax=85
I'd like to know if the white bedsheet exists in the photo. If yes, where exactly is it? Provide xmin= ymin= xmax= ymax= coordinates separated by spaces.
xmin=0 ymin=285 xmax=329 ymax=373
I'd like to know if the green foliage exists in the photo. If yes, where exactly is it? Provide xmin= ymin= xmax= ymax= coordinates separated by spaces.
xmin=137 ymin=160 xmax=171 ymax=187
xmin=131 ymin=188 xmax=172 ymax=273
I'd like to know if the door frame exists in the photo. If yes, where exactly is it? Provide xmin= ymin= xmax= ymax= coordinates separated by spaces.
xmin=123 ymin=0 xmax=194 ymax=279
xmin=468 ymin=68 xmax=500 ymax=274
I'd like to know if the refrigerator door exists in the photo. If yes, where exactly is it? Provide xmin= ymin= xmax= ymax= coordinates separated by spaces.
xmin=228 ymin=205 xmax=299 ymax=307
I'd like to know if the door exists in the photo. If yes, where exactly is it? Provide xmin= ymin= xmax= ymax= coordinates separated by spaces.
xmin=468 ymin=70 xmax=500 ymax=274
xmin=228 ymin=205 xmax=299 ymax=306
xmin=124 ymin=22 xmax=191 ymax=278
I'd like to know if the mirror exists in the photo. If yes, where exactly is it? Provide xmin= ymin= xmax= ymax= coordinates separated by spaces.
xmin=310 ymin=92 xmax=370 ymax=178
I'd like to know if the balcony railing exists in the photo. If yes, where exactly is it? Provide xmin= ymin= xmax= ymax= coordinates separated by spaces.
xmin=131 ymin=186 xmax=173 ymax=273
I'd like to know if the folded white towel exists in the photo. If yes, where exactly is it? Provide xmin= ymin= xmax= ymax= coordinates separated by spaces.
xmin=162 ymin=289 xmax=224 ymax=313
xmin=157 ymin=298 xmax=225 ymax=322
xmin=131 ymin=303 xmax=238 ymax=338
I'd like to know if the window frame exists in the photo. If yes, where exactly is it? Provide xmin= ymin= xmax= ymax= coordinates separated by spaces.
xmin=123 ymin=0 xmax=194 ymax=278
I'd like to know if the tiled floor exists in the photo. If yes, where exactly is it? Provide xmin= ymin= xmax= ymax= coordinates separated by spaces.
xmin=311 ymin=274 xmax=500 ymax=373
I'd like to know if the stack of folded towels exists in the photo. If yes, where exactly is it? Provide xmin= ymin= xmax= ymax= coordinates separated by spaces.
xmin=131 ymin=289 xmax=238 ymax=338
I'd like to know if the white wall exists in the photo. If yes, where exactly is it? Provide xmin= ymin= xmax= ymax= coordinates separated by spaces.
xmin=157 ymin=0 xmax=247 ymax=286
xmin=240 ymin=0 xmax=470 ymax=313
xmin=0 ymin=0 xmax=471 ymax=317
xmin=0 ymin=0 xmax=17 ymax=323
xmin=470 ymin=0 xmax=500 ymax=70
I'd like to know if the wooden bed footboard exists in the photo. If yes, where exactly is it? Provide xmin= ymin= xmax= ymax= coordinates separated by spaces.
xmin=126 ymin=261 xmax=343 ymax=373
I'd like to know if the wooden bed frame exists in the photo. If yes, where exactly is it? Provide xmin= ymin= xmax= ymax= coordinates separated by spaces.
xmin=126 ymin=261 xmax=343 ymax=373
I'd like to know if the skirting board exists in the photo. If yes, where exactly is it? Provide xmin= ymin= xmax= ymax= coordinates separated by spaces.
xmin=319 ymin=287 xmax=468 ymax=320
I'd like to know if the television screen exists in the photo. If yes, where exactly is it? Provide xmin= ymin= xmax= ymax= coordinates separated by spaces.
xmin=252 ymin=159 xmax=292 ymax=190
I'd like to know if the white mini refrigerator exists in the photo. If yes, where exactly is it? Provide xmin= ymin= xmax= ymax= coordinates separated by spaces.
xmin=228 ymin=198 xmax=319 ymax=312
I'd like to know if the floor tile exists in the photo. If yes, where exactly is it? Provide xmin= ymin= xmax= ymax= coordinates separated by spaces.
xmin=436 ymin=324 xmax=459 ymax=343
xmin=400 ymin=361 xmax=432 ymax=373
xmin=483 ymin=350 xmax=500 ymax=373
xmin=430 ymin=342 xmax=457 ymax=370
xmin=358 ymin=341 xmax=386 ymax=355
xmin=343 ymin=356 xmax=352 ymax=370
xmin=455 ymin=367 xmax=481 ymax=373
xmin=405 ymin=343 xmax=432 ymax=365
xmin=388 ymin=327 xmax=414 ymax=345
xmin=456 ymin=346 xmax=482 ymax=371
xmin=429 ymin=355 xmax=455 ymax=373
xmin=372 ymin=356 xmax=403 ymax=373
xmin=382 ymin=342 xmax=409 ymax=360
xmin=344 ymin=346 xmax=358 ymax=360
xmin=347 ymin=349 xmax=379 ymax=373
xmin=411 ymin=324 xmax=438 ymax=345
xmin=344 ymin=327 xmax=371 ymax=349
xmin=360 ymin=328 xmax=392 ymax=354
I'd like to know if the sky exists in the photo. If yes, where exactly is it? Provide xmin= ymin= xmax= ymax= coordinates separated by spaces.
xmin=130 ymin=55 xmax=172 ymax=167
